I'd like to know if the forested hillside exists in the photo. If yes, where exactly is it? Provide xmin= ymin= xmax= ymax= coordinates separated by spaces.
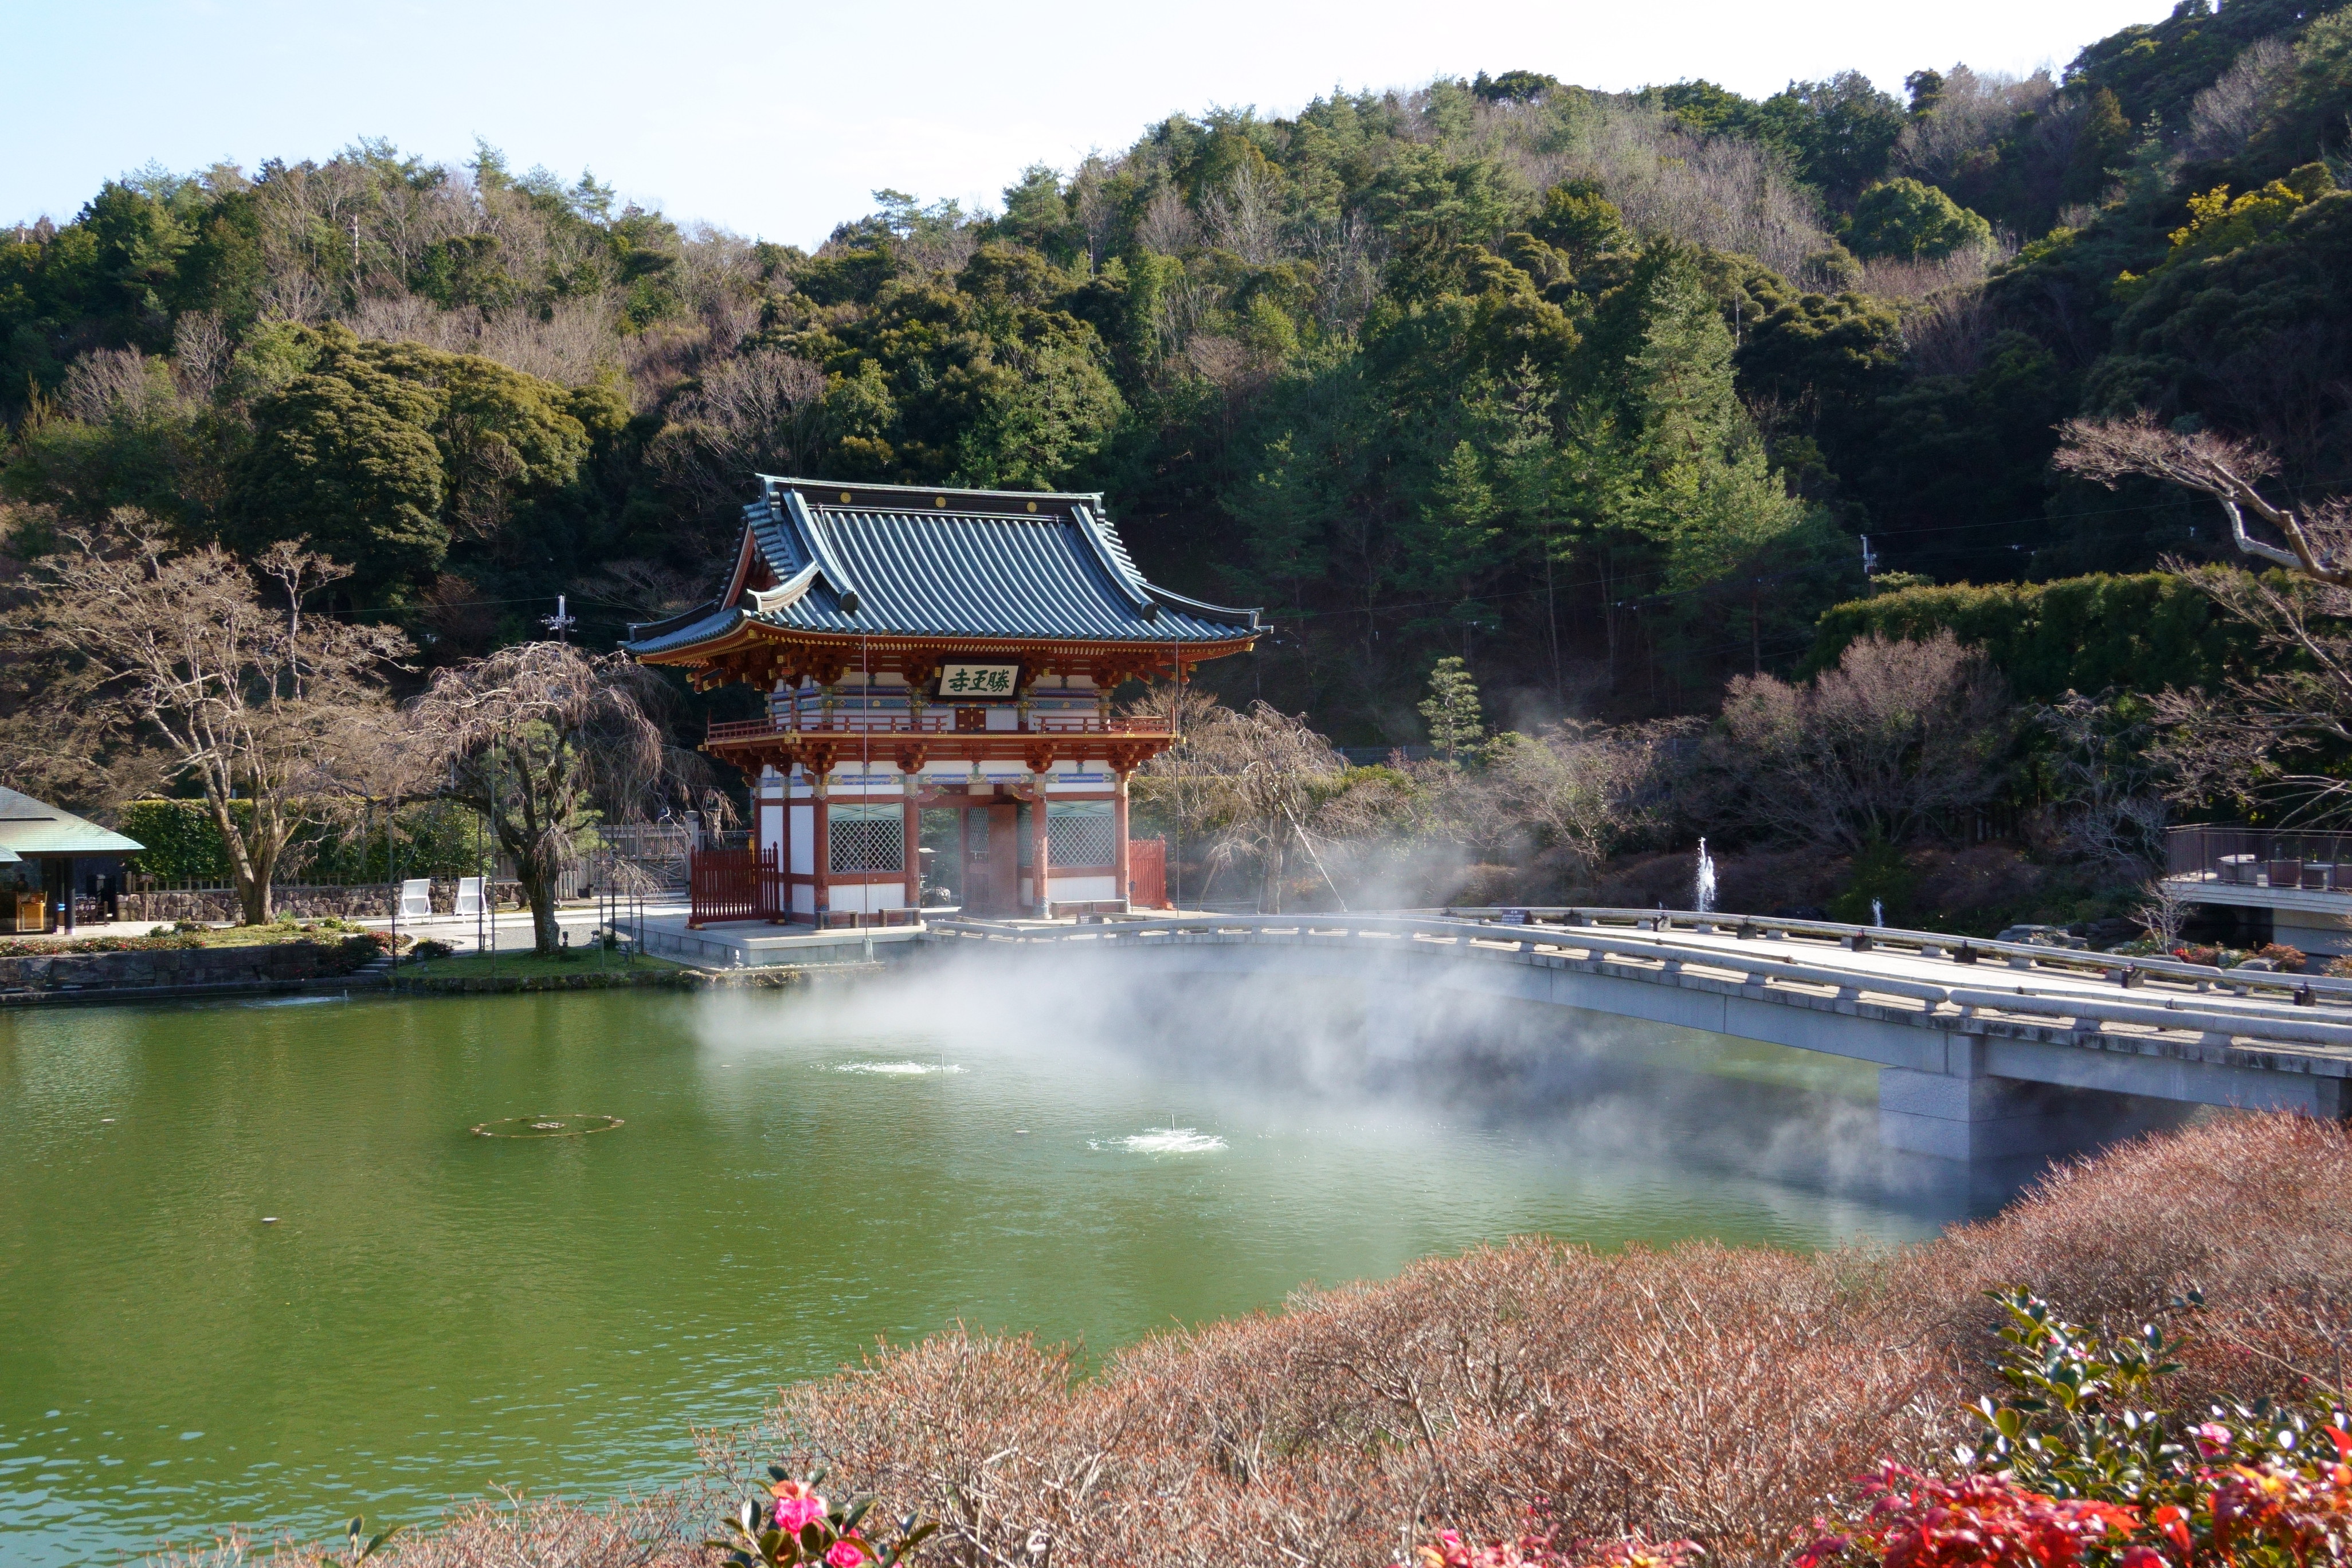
xmin=6 ymin=0 xmax=2350 ymax=742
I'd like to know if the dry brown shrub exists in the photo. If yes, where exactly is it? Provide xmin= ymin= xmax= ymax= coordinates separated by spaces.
xmin=152 ymin=1491 xmax=700 ymax=1568
xmin=723 ymin=1116 xmax=2352 ymax=1568
xmin=1920 ymin=1114 xmax=2352 ymax=1405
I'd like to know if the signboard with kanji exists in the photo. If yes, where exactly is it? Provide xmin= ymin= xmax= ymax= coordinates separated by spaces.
xmin=937 ymin=663 xmax=1020 ymax=697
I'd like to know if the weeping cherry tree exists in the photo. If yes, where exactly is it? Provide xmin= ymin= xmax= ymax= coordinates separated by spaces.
xmin=406 ymin=641 xmax=677 ymax=954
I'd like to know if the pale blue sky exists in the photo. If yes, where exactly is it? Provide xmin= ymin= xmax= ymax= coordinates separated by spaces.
xmin=8 ymin=0 xmax=2165 ymax=246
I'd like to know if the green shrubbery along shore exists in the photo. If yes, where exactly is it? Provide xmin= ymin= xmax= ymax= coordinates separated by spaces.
xmin=1802 ymin=574 xmax=2268 ymax=701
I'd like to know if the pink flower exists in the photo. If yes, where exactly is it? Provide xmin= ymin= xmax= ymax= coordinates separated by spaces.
xmin=2194 ymin=1422 xmax=2234 ymax=1457
xmin=825 ymin=1539 xmax=871 ymax=1567
xmin=771 ymin=1479 xmax=828 ymax=1534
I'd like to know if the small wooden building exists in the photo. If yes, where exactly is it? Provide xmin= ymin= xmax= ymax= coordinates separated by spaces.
xmin=0 ymin=785 xmax=143 ymax=934
xmin=624 ymin=478 xmax=1259 ymax=926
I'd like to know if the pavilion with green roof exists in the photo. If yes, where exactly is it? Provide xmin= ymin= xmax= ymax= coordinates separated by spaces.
xmin=0 ymin=785 xmax=143 ymax=933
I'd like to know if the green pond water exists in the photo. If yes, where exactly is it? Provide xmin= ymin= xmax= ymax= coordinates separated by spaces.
xmin=0 ymin=974 xmax=1982 ymax=1565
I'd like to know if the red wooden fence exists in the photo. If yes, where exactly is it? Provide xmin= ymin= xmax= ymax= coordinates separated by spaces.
xmin=689 ymin=846 xmax=784 ymax=927
xmin=1127 ymin=837 xmax=1168 ymax=910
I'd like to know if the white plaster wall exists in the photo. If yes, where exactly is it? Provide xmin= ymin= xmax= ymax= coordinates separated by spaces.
xmin=1047 ymin=875 xmax=1118 ymax=902
xmin=789 ymin=802 xmax=814 ymax=877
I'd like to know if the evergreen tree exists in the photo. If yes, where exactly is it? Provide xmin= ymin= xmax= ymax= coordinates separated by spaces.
xmin=1419 ymin=655 xmax=1485 ymax=761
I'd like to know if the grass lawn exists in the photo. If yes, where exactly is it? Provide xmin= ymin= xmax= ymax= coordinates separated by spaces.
xmin=178 ymin=922 xmax=377 ymax=948
xmin=1 ymin=921 xmax=381 ymax=954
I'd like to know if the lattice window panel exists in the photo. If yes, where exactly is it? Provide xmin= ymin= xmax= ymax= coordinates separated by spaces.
xmin=829 ymin=812 xmax=904 ymax=873
xmin=1048 ymin=809 xmax=1116 ymax=868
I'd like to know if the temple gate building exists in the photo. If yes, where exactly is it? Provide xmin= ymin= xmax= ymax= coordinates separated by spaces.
xmin=623 ymin=478 xmax=1260 ymax=926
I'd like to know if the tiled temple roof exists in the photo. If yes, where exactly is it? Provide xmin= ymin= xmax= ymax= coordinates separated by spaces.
xmin=626 ymin=478 xmax=1259 ymax=656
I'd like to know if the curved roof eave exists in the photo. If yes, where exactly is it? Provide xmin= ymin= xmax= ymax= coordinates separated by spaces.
xmin=624 ymin=477 xmax=1261 ymax=657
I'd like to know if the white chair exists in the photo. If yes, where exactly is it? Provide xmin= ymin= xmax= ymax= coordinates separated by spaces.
xmin=397 ymin=878 xmax=433 ymax=919
xmin=453 ymin=876 xmax=485 ymax=918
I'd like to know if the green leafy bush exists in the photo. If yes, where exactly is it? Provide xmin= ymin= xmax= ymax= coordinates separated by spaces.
xmin=709 ymin=1468 xmax=933 ymax=1568
xmin=118 ymin=797 xmax=491 ymax=884
xmin=1829 ymin=840 xmax=1916 ymax=925
xmin=1804 ymin=574 xmax=2266 ymax=701
xmin=119 ymin=798 xmax=238 ymax=884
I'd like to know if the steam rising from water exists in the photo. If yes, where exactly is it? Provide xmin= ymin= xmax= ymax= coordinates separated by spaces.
xmin=696 ymin=939 xmax=2040 ymax=1218
xmin=1092 ymin=1127 xmax=1227 ymax=1154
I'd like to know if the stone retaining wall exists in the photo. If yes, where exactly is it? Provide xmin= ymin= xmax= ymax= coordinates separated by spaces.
xmin=121 ymin=882 xmax=527 ymax=924
xmin=399 ymin=963 xmax=877 ymax=995
xmin=0 ymin=938 xmax=378 ymax=993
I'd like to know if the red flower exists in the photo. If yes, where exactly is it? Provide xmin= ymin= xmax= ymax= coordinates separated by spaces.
xmin=1840 ymin=1463 xmax=2135 ymax=1568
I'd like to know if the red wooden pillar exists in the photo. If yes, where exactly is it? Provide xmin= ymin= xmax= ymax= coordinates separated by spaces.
xmin=1112 ymin=771 xmax=1133 ymax=913
xmin=810 ymin=773 xmax=831 ymax=927
xmin=900 ymin=772 xmax=922 ymax=913
xmin=1029 ymin=771 xmax=1052 ymax=918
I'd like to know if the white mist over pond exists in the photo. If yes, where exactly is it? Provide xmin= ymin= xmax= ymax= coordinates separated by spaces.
xmin=1 ymin=969 xmax=1982 ymax=1566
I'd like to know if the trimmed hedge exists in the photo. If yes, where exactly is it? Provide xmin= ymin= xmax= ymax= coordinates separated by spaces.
xmin=1801 ymin=573 xmax=2264 ymax=700
xmin=118 ymin=798 xmax=488 ymax=884
xmin=117 ymin=799 xmax=240 ymax=883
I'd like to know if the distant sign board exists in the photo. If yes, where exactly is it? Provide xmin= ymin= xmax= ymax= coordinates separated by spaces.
xmin=938 ymin=663 xmax=1019 ymax=697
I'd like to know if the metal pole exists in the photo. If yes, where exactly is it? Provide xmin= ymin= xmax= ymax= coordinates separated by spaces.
xmin=488 ymin=739 xmax=498 ymax=979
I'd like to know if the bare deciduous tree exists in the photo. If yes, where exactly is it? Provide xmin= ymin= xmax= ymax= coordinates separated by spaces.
xmin=2135 ymin=875 xmax=2192 ymax=952
xmin=2058 ymin=416 xmax=2352 ymax=823
xmin=1710 ymin=630 xmax=2013 ymax=853
xmin=1895 ymin=66 xmax=2061 ymax=186
xmin=0 ymin=516 xmax=408 ymax=922
xmin=2036 ymin=691 xmax=2166 ymax=869
xmin=2143 ymin=565 xmax=2352 ymax=821
xmin=2181 ymin=38 xmax=2296 ymax=166
xmin=646 ymin=348 xmax=828 ymax=538
xmin=1465 ymin=720 xmax=1695 ymax=879
xmin=2055 ymin=413 xmax=2352 ymax=585
xmin=1201 ymin=165 xmax=1290 ymax=265
xmin=1184 ymin=701 xmax=1343 ymax=914
xmin=404 ymin=641 xmax=681 ymax=953
xmin=1133 ymin=697 xmax=1394 ymax=913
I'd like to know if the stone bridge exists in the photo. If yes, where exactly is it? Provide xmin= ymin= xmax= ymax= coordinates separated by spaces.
xmin=922 ymin=907 xmax=2352 ymax=1162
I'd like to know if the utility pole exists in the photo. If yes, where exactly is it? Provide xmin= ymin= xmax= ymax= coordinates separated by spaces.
xmin=542 ymin=594 xmax=576 ymax=642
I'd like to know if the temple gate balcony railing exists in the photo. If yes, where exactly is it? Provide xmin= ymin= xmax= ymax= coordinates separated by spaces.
xmin=705 ymin=712 xmax=1173 ymax=744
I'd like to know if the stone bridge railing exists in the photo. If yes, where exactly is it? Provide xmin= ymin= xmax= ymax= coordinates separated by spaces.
xmin=922 ymin=908 xmax=2352 ymax=1159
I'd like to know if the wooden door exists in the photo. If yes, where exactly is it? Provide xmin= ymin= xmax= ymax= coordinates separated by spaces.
xmin=963 ymin=806 xmax=1021 ymax=915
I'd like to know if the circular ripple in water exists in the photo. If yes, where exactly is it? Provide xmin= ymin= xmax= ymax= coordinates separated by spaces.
xmin=469 ymin=1113 xmax=626 ymax=1138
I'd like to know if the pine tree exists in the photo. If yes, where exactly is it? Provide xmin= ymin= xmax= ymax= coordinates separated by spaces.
xmin=1418 ymin=655 xmax=1485 ymax=762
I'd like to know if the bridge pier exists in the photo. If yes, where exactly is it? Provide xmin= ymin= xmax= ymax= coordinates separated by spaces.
xmin=1877 ymin=1038 xmax=2174 ymax=1162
